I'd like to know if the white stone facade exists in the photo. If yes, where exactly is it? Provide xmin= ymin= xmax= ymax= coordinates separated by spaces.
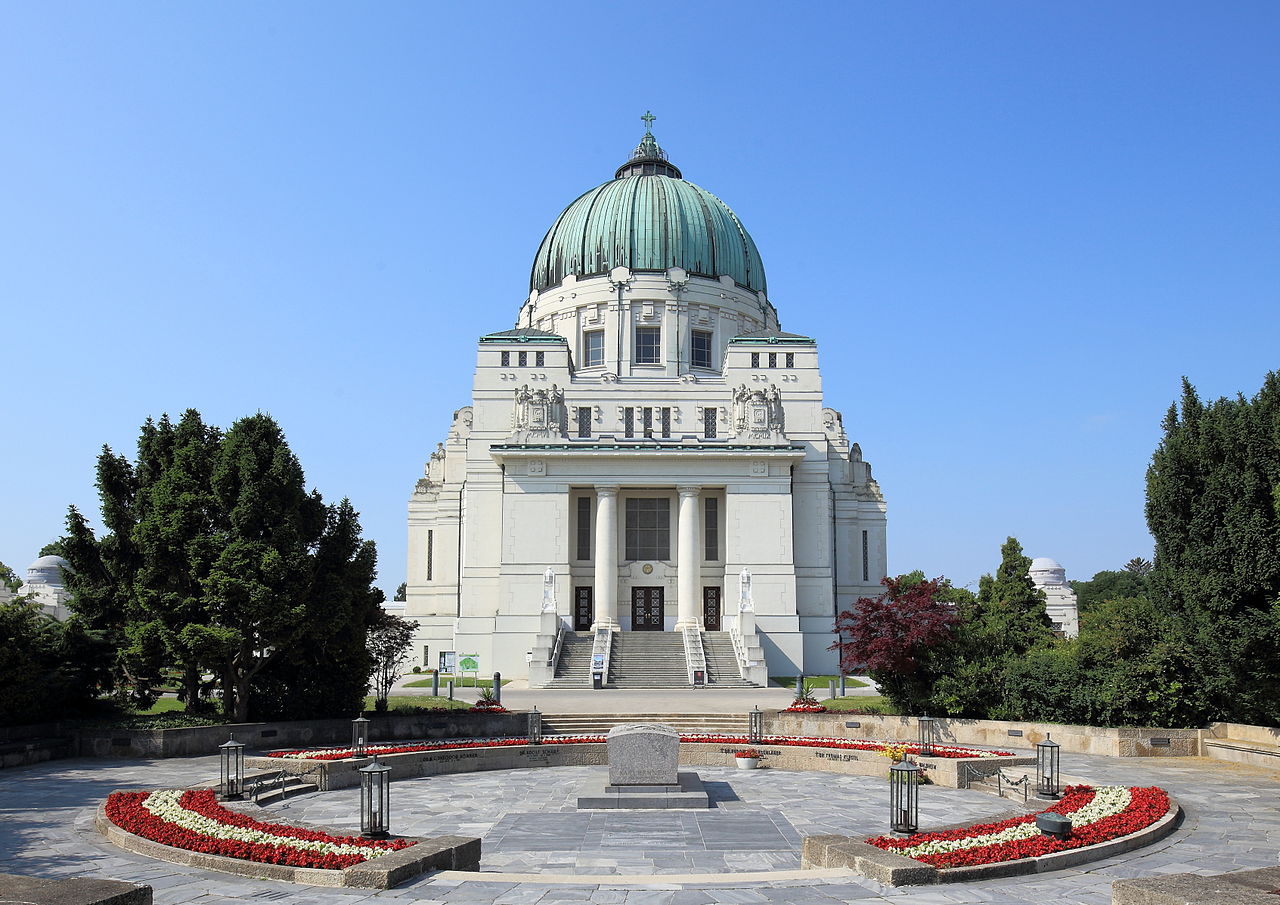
xmin=1029 ymin=556 xmax=1080 ymax=639
xmin=404 ymin=265 xmax=887 ymax=680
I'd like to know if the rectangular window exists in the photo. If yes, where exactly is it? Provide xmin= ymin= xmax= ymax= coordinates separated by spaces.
xmin=642 ymin=406 xmax=653 ymax=437
xmin=623 ymin=407 xmax=635 ymax=438
xmin=625 ymin=497 xmax=670 ymax=561
xmin=518 ymin=350 xmax=528 ymax=367
xmin=635 ymin=326 xmax=661 ymax=364
xmin=862 ymin=530 xmax=869 ymax=582
xmin=768 ymin=352 xmax=777 ymax=368
xmin=704 ymin=497 xmax=719 ymax=561
xmin=535 ymin=351 xmax=545 ymax=367
xmin=584 ymin=330 xmax=604 ymax=367
xmin=702 ymin=407 xmax=717 ymax=439
xmin=576 ymin=497 xmax=592 ymax=561
xmin=422 ymin=645 xmax=429 ymax=665
xmin=786 ymin=352 xmax=795 ymax=368
xmin=691 ymin=330 xmax=713 ymax=369
xmin=660 ymin=407 xmax=671 ymax=439
xmin=427 ymin=529 xmax=434 ymax=582
xmin=751 ymin=352 xmax=760 ymax=368
xmin=576 ymin=406 xmax=592 ymax=438
xmin=500 ymin=351 xmax=510 ymax=366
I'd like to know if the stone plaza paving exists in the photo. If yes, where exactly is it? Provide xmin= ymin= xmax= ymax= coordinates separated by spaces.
xmin=0 ymin=750 xmax=1277 ymax=904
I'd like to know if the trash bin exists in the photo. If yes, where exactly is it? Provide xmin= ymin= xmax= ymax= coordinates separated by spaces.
xmin=693 ymin=669 xmax=705 ymax=687
xmin=592 ymin=671 xmax=604 ymax=689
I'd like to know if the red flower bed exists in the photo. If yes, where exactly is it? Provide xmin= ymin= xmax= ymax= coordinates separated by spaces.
xmin=866 ymin=784 xmax=1170 ymax=869
xmin=267 ymin=733 xmax=1010 ymax=761
xmin=782 ymin=703 xmax=828 ymax=713
xmin=105 ymin=790 xmax=413 ymax=869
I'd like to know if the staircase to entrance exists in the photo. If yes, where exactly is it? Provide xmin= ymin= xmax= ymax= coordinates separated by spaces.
xmin=609 ymin=632 xmax=688 ymax=687
xmin=546 ymin=629 xmax=760 ymax=688
xmin=546 ymin=631 xmax=595 ymax=687
xmin=701 ymin=631 xmax=756 ymax=686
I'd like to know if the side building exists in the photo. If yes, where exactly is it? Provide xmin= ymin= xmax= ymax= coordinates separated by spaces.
xmin=404 ymin=125 xmax=888 ymax=684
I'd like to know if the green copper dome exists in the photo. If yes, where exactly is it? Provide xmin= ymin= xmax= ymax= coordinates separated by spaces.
xmin=530 ymin=129 xmax=767 ymax=294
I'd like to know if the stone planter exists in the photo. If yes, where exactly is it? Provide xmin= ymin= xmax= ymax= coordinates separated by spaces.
xmin=735 ymin=757 xmax=761 ymax=770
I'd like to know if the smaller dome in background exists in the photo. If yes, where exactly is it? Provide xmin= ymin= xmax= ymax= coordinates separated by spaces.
xmin=1029 ymin=557 xmax=1068 ymax=587
xmin=27 ymin=554 xmax=72 ymax=587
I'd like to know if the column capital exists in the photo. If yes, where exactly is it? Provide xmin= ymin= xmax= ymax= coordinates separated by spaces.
xmin=595 ymin=484 xmax=620 ymax=498
xmin=677 ymin=484 xmax=702 ymax=498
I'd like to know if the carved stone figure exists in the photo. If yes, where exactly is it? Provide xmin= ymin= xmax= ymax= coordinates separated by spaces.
xmin=738 ymin=568 xmax=753 ymax=612
xmin=542 ymin=567 xmax=557 ymax=613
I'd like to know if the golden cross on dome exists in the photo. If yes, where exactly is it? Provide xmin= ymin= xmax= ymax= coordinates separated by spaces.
xmin=641 ymin=111 xmax=656 ymax=132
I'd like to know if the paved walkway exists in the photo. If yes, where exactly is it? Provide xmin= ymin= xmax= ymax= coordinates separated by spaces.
xmin=1 ymin=749 xmax=1277 ymax=904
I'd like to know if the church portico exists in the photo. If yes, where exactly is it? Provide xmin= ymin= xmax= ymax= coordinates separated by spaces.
xmin=405 ymin=120 xmax=887 ymax=683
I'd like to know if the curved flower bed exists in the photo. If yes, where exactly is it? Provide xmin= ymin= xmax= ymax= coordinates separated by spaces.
xmin=866 ymin=784 xmax=1170 ymax=869
xmin=266 ymin=733 xmax=1013 ymax=761
xmin=104 ymin=789 xmax=413 ymax=869
xmin=782 ymin=703 xmax=828 ymax=713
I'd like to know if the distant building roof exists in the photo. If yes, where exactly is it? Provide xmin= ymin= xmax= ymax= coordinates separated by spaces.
xmin=730 ymin=328 xmax=815 ymax=344
xmin=479 ymin=328 xmax=566 ymax=343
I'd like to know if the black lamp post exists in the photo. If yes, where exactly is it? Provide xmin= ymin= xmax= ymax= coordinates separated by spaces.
xmin=1036 ymin=733 xmax=1061 ymax=799
xmin=748 ymin=705 xmax=763 ymax=745
xmin=917 ymin=714 xmax=936 ymax=757
xmin=219 ymin=734 xmax=245 ymax=801
xmin=351 ymin=716 xmax=370 ymax=758
xmin=359 ymin=757 xmax=392 ymax=839
xmin=528 ymin=706 xmax=542 ymax=745
xmin=889 ymin=758 xmax=920 ymax=834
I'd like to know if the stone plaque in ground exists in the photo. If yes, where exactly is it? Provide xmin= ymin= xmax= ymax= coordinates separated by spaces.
xmin=607 ymin=723 xmax=680 ymax=786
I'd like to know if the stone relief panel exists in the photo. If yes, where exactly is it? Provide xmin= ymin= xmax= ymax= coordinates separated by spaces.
xmin=511 ymin=384 xmax=568 ymax=443
xmin=731 ymin=384 xmax=787 ymax=443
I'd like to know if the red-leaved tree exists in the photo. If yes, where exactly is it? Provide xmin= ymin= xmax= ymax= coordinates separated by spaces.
xmin=832 ymin=575 xmax=960 ymax=714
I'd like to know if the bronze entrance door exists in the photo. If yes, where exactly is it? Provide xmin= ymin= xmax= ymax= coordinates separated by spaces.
xmin=631 ymin=587 xmax=664 ymax=631
xmin=703 ymin=587 xmax=722 ymax=630
xmin=574 ymin=587 xmax=593 ymax=631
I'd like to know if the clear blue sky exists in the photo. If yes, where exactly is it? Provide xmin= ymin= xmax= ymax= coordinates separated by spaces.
xmin=3 ymin=2 xmax=1277 ymax=599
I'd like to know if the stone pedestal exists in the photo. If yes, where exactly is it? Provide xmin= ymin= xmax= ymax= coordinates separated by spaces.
xmin=577 ymin=722 xmax=709 ymax=809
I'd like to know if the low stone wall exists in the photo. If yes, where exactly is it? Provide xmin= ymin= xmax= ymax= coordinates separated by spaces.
xmin=765 ymin=714 xmax=1203 ymax=758
xmin=249 ymin=741 xmax=1032 ymax=792
xmin=1113 ymin=864 xmax=1280 ymax=904
xmin=0 ymin=872 xmax=151 ymax=905
xmin=75 ymin=712 xmax=526 ymax=760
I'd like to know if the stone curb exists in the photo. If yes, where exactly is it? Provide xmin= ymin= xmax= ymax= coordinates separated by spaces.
xmin=802 ymin=793 xmax=1183 ymax=886
xmin=93 ymin=791 xmax=479 ymax=889
xmin=1113 ymin=865 xmax=1280 ymax=904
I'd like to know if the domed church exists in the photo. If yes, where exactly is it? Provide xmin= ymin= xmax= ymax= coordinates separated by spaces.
xmin=405 ymin=119 xmax=887 ymax=686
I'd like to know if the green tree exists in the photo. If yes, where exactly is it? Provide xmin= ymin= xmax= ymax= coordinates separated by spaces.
xmin=1145 ymin=373 xmax=1280 ymax=724
xmin=1070 ymin=569 xmax=1150 ymax=614
xmin=367 ymin=611 xmax=417 ymax=712
xmin=0 ymin=598 xmax=101 ymax=725
xmin=0 ymin=561 xmax=21 ymax=594
xmin=56 ymin=410 xmax=385 ymax=723
xmin=932 ymin=537 xmax=1055 ymax=719
xmin=394 ymin=582 xmax=407 ymax=602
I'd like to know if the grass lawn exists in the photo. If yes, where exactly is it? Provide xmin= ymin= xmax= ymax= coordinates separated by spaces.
xmin=816 ymin=694 xmax=898 ymax=714
xmin=403 ymin=676 xmax=510 ymax=689
xmin=771 ymin=675 xmax=868 ymax=690
xmin=135 ymin=697 xmax=190 ymax=714
xmin=365 ymin=695 xmax=472 ymax=712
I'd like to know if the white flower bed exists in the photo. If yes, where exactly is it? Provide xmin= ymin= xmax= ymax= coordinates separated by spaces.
xmin=140 ymin=789 xmax=392 ymax=858
xmin=897 ymin=786 xmax=1132 ymax=857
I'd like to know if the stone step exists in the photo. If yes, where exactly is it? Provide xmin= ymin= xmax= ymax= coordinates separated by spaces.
xmin=542 ymin=713 xmax=751 ymax=736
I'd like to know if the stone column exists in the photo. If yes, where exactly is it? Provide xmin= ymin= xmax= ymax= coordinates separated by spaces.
xmin=676 ymin=485 xmax=702 ymax=630
xmin=593 ymin=485 xmax=620 ymax=629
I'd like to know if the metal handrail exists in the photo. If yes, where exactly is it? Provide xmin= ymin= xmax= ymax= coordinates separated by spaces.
xmin=682 ymin=627 xmax=707 ymax=685
xmin=728 ymin=625 xmax=750 ymax=679
xmin=547 ymin=619 xmax=565 ymax=667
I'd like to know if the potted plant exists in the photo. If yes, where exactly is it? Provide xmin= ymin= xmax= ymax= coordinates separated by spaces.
xmin=734 ymin=748 xmax=762 ymax=769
